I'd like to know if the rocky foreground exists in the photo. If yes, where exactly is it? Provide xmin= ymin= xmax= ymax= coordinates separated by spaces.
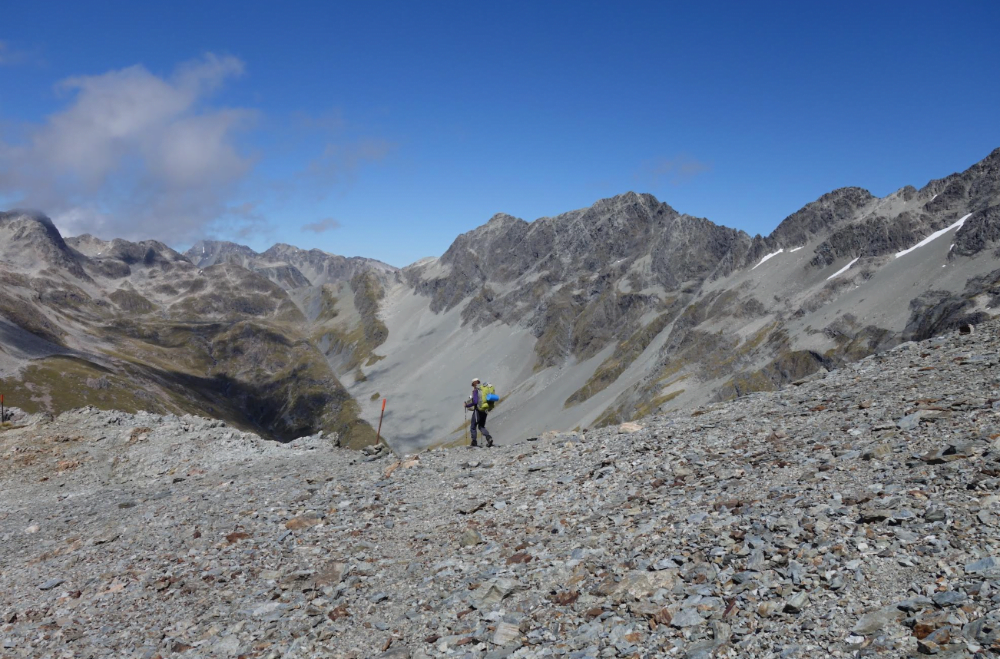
xmin=2 ymin=321 xmax=1000 ymax=658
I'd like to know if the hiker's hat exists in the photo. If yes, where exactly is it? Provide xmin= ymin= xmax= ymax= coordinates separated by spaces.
xmin=471 ymin=377 xmax=481 ymax=385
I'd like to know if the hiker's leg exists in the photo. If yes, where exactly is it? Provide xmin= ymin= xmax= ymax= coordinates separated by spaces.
xmin=479 ymin=411 xmax=493 ymax=444
xmin=469 ymin=411 xmax=479 ymax=445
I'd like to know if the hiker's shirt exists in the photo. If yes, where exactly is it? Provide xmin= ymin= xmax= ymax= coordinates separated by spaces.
xmin=467 ymin=388 xmax=480 ymax=411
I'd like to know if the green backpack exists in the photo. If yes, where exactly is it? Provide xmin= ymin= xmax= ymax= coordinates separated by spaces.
xmin=477 ymin=384 xmax=499 ymax=411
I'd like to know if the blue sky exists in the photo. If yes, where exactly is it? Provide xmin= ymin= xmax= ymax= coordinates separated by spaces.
xmin=1 ymin=1 xmax=998 ymax=266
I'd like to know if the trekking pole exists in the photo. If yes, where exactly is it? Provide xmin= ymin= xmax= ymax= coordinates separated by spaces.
xmin=1 ymin=393 xmax=4 ymax=424
xmin=376 ymin=398 xmax=386 ymax=445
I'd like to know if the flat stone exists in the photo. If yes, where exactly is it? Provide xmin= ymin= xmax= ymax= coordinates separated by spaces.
xmin=895 ymin=596 xmax=934 ymax=612
xmin=965 ymin=557 xmax=999 ymax=574
xmin=897 ymin=412 xmax=925 ymax=430
xmin=931 ymin=591 xmax=966 ymax=608
xmin=38 ymin=578 xmax=64 ymax=591
xmin=852 ymin=606 xmax=904 ymax=635
xmin=671 ymin=608 xmax=704 ymax=628
xmin=493 ymin=621 xmax=520 ymax=646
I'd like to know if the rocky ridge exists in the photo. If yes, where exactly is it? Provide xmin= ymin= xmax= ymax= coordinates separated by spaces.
xmin=0 ymin=212 xmax=396 ymax=447
xmin=2 ymin=318 xmax=999 ymax=657
xmin=2 ymin=148 xmax=1000 ymax=452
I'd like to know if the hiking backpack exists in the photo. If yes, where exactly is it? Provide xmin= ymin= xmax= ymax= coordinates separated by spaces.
xmin=477 ymin=383 xmax=500 ymax=411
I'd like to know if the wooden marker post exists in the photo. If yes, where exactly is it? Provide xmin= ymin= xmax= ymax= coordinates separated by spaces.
xmin=376 ymin=398 xmax=386 ymax=444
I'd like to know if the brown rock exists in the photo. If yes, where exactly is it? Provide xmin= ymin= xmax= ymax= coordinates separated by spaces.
xmin=285 ymin=516 xmax=321 ymax=531
xmin=328 ymin=604 xmax=350 ymax=621
xmin=506 ymin=551 xmax=532 ymax=565
xmin=550 ymin=590 xmax=579 ymax=605
xmin=225 ymin=531 xmax=250 ymax=544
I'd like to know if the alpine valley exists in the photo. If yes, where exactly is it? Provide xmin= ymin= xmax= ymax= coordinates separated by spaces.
xmin=1 ymin=148 xmax=999 ymax=454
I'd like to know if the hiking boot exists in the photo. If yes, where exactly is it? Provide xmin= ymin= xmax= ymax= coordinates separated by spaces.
xmin=486 ymin=437 xmax=494 ymax=448
xmin=469 ymin=441 xmax=478 ymax=448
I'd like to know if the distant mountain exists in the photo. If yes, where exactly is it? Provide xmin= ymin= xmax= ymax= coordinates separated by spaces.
xmin=1 ymin=148 xmax=998 ymax=452
xmin=0 ymin=220 xmax=393 ymax=447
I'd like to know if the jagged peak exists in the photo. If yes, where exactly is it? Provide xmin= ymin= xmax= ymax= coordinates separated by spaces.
xmin=485 ymin=212 xmax=526 ymax=226
xmin=812 ymin=186 xmax=875 ymax=205
xmin=767 ymin=186 xmax=876 ymax=246
xmin=586 ymin=191 xmax=671 ymax=215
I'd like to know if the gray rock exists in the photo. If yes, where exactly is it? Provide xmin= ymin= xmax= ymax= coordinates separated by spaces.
xmin=493 ymin=621 xmax=520 ymax=646
xmin=784 ymin=591 xmax=809 ymax=614
xmin=965 ymin=557 xmax=999 ymax=574
xmin=931 ymin=590 xmax=966 ymax=607
xmin=852 ymin=606 xmax=904 ymax=635
xmin=458 ymin=528 xmax=483 ymax=547
xmin=671 ymin=608 xmax=705 ymax=628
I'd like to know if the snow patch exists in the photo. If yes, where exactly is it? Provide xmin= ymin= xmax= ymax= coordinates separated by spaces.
xmin=895 ymin=213 xmax=972 ymax=259
xmin=789 ymin=246 xmax=804 ymax=253
xmin=827 ymin=257 xmax=860 ymax=281
xmin=752 ymin=248 xmax=783 ymax=270
xmin=930 ymin=194 xmax=938 ymax=201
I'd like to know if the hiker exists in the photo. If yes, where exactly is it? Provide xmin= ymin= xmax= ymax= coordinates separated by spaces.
xmin=464 ymin=377 xmax=494 ymax=448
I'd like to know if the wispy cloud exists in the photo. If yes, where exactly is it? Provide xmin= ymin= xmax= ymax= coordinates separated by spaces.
xmin=301 ymin=217 xmax=342 ymax=233
xmin=0 ymin=54 xmax=256 ymax=242
xmin=291 ymin=108 xmax=346 ymax=133
xmin=0 ymin=40 xmax=26 ymax=66
xmin=302 ymin=139 xmax=395 ymax=197
xmin=637 ymin=155 xmax=712 ymax=187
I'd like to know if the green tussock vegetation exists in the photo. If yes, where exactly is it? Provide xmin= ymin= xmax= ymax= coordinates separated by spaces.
xmin=0 ymin=355 xmax=188 ymax=417
xmin=89 ymin=317 xmax=378 ymax=447
xmin=317 ymin=272 xmax=388 ymax=373
xmin=316 ymin=286 xmax=340 ymax=322
xmin=593 ymin=387 xmax=686 ymax=428
xmin=633 ymin=389 xmax=686 ymax=419
xmin=0 ymin=291 xmax=66 ymax=345
xmin=565 ymin=312 xmax=674 ymax=407
xmin=715 ymin=323 xmax=896 ymax=402
xmin=533 ymin=284 xmax=659 ymax=372
xmin=109 ymin=289 xmax=156 ymax=314
xmin=716 ymin=350 xmax=823 ymax=401
xmin=0 ymin=269 xmax=31 ymax=288
xmin=532 ymin=289 xmax=575 ymax=371
xmin=592 ymin=294 xmax=777 ymax=427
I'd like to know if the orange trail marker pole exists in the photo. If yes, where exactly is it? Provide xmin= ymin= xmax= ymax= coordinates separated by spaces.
xmin=376 ymin=398 xmax=386 ymax=444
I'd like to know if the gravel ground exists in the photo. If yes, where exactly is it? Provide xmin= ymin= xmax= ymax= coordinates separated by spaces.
xmin=2 ymin=321 xmax=1000 ymax=658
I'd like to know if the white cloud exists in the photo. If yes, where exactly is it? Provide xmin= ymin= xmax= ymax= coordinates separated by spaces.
xmin=301 ymin=217 xmax=342 ymax=233
xmin=0 ymin=54 xmax=255 ymax=242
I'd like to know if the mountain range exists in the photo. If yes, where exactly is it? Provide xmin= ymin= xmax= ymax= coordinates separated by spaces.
xmin=1 ymin=147 xmax=998 ymax=453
